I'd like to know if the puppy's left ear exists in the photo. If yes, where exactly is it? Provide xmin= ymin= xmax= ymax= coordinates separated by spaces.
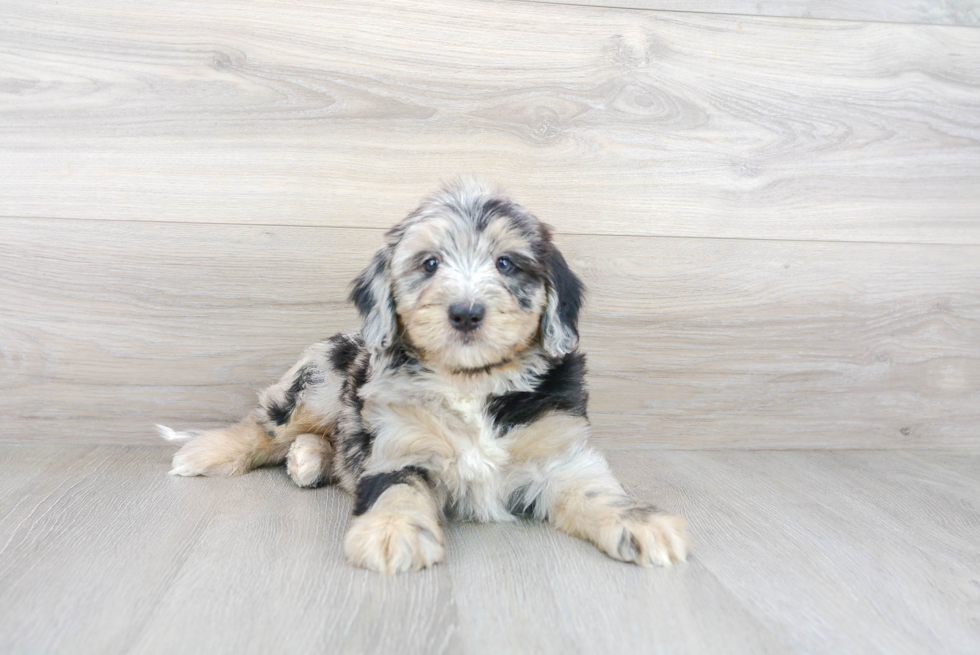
xmin=349 ymin=247 xmax=398 ymax=352
xmin=541 ymin=242 xmax=584 ymax=357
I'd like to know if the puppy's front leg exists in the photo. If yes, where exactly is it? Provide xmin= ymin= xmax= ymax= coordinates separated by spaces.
xmin=343 ymin=466 xmax=445 ymax=574
xmin=547 ymin=448 xmax=689 ymax=567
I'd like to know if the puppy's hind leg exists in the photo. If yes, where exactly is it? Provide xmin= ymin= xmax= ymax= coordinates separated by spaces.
xmin=162 ymin=339 xmax=344 ymax=478
xmin=163 ymin=415 xmax=289 ymax=477
xmin=286 ymin=432 xmax=335 ymax=488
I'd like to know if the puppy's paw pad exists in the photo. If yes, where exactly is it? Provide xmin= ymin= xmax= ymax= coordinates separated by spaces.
xmin=611 ymin=508 xmax=689 ymax=567
xmin=344 ymin=512 xmax=445 ymax=574
xmin=286 ymin=436 xmax=330 ymax=488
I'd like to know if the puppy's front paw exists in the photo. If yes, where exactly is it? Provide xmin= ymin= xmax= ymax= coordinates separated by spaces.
xmin=603 ymin=506 xmax=689 ymax=567
xmin=343 ymin=511 xmax=445 ymax=574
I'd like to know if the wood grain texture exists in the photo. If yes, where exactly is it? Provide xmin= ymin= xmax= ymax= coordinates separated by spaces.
xmin=2 ymin=217 xmax=978 ymax=448
xmin=1 ymin=445 xmax=977 ymax=654
xmin=2 ymin=0 xmax=980 ymax=243
xmin=610 ymin=449 xmax=980 ymax=655
xmin=519 ymin=0 xmax=980 ymax=27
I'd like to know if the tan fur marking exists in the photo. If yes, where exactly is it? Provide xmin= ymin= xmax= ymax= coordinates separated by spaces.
xmin=367 ymin=402 xmax=459 ymax=463
xmin=504 ymin=413 xmax=591 ymax=463
xmin=551 ymin=475 xmax=689 ymax=567
xmin=170 ymin=415 xmax=289 ymax=477
xmin=277 ymin=404 xmax=333 ymax=439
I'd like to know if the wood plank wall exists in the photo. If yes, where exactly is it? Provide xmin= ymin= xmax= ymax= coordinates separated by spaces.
xmin=523 ymin=0 xmax=980 ymax=27
xmin=2 ymin=0 xmax=978 ymax=448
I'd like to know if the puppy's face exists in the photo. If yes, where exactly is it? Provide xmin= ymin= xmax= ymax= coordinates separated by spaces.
xmin=390 ymin=210 xmax=548 ymax=371
xmin=350 ymin=181 xmax=583 ymax=372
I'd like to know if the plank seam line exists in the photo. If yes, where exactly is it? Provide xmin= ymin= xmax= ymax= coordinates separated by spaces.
xmin=2 ymin=214 xmax=979 ymax=248
xmin=502 ymin=0 xmax=980 ymax=30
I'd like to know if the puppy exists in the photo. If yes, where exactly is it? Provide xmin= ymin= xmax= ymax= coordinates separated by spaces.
xmin=160 ymin=179 xmax=689 ymax=574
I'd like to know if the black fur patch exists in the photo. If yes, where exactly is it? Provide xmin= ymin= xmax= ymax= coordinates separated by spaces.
xmin=547 ymin=245 xmax=584 ymax=338
xmin=348 ymin=356 xmax=369 ymax=415
xmin=327 ymin=333 xmax=362 ymax=374
xmin=506 ymin=486 xmax=539 ymax=519
xmin=350 ymin=281 xmax=373 ymax=318
xmin=353 ymin=466 xmax=431 ymax=516
xmin=487 ymin=353 xmax=589 ymax=434
xmin=266 ymin=403 xmax=293 ymax=427
xmin=266 ymin=364 xmax=323 ymax=426
xmin=340 ymin=427 xmax=375 ymax=478
xmin=385 ymin=340 xmax=428 ymax=375
xmin=349 ymin=251 xmax=387 ymax=318
xmin=474 ymin=197 xmax=519 ymax=230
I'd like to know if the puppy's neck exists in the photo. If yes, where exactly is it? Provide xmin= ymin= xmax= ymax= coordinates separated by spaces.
xmin=386 ymin=336 xmax=550 ymax=396
xmin=439 ymin=347 xmax=552 ymax=398
xmin=449 ymin=358 xmax=514 ymax=377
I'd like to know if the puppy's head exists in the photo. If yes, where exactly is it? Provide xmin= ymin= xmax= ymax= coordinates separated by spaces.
xmin=350 ymin=179 xmax=583 ymax=371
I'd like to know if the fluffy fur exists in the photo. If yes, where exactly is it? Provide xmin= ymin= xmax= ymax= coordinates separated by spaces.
xmin=162 ymin=178 xmax=689 ymax=573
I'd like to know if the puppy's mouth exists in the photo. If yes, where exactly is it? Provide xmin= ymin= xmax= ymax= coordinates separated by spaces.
xmin=456 ymin=330 xmax=482 ymax=345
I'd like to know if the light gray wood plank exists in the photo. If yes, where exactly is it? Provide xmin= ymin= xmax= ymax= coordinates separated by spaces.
xmin=0 ymin=444 xmax=460 ymax=655
xmin=609 ymin=450 xmax=980 ymax=654
xmin=446 ymin=519 xmax=794 ymax=654
xmin=0 ymin=443 xmax=97 ymax=501
xmin=2 ymin=217 xmax=978 ymax=448
xmin=2 ymin=444 xmax=978 ymax=654
xmin=126 ymin=470 xmax=460 ymax=655
xmin=518 ymin=0 xmax=980 ymax=27
xmin=0 ymin=445 xmax=238 ymax=655
xmin=904 ymin=450 xmax=980 ymax=493
xmin=2 ymin=0 xmax=980 ymax=243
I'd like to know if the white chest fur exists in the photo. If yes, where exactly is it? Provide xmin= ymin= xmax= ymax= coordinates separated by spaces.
xmin=443 ymin=394 xmax=512 ymax=522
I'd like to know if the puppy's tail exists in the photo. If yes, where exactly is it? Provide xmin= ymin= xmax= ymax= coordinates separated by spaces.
xmin=160 ymin=415 xmax=289 ymax=477
xmin=155 ymin=425 xmax=200 ymax=443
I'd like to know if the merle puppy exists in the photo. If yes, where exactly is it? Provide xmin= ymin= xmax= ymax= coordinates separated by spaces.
xmin=160 ymin=179 xmax=689 ymax=574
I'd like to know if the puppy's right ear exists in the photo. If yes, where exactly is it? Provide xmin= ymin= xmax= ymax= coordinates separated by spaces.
xmin=349 ymin=247 xmax=397 ymax=352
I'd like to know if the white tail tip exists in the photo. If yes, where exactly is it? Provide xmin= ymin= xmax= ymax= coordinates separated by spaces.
xmin=155 ymin=424 xmax=198 ymax=442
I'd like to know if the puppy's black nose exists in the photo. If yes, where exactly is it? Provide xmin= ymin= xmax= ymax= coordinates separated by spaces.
xmin=448 ymin=303 xmax=485 ymax=333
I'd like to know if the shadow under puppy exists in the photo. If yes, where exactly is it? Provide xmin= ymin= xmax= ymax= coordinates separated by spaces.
xmin=160 ymin=179 xmax=689 ymax=574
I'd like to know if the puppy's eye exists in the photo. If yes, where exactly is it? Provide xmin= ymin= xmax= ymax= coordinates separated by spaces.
xmin=496 ymin=256 xmax=515 ymax=274
xmin=423 ymin=257 xmax=440 ymax=273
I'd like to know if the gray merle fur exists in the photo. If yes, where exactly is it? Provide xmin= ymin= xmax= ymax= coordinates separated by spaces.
xmin=266 ymin=364 xmax=323 ymax=426
xmin=337 ymin=352 xmax=373 ymax=474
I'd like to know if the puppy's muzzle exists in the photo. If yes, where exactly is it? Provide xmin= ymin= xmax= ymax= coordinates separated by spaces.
xmin=448 ymin=303 xmax=485 ymax=333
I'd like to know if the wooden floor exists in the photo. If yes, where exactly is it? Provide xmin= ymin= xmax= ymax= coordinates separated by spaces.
xmin=0 ymin=444 xmax=977 ymax=655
